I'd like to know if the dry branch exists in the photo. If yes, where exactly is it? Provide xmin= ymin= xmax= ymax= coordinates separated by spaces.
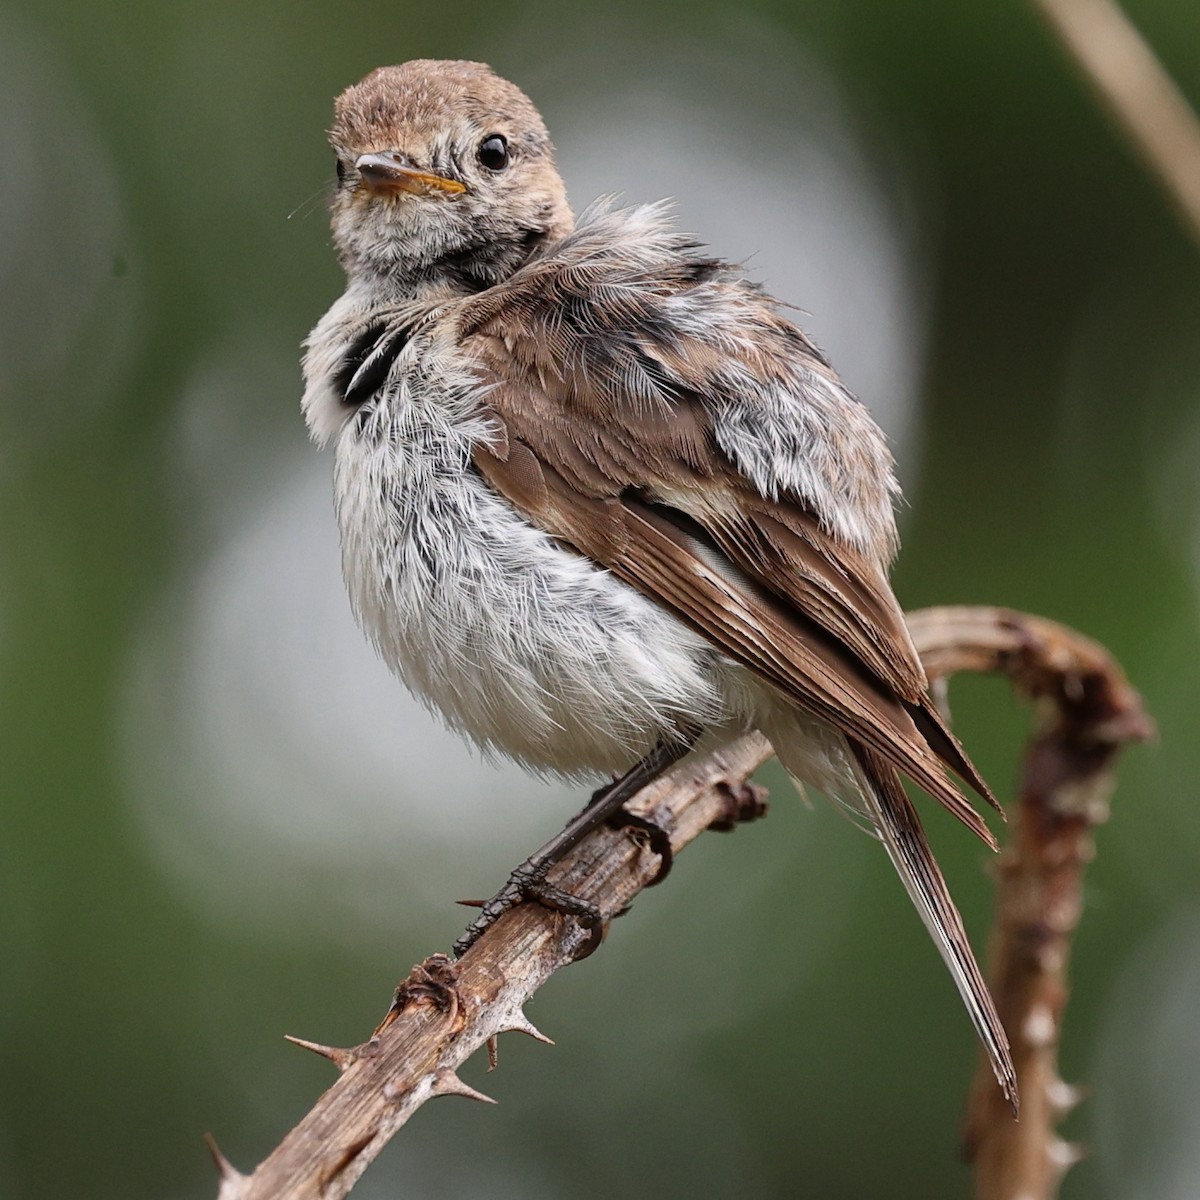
xmin=212 ymin=606 xmax=1149 ymax=1200
xmin=211 ymin=735 xmax=773 ymax=1200
xmin=1032 ymin=0 xmax=1200 ymax=249
xmin=908 ymin=606 xmax=1153 ymax=1199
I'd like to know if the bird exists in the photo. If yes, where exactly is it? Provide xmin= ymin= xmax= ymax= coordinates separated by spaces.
xmin=302 ymin=58 xmax=1016 ymax=1108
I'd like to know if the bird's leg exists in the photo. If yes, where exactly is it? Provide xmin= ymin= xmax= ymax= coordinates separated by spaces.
xmin=453 ymin=726 xmax=701 ymax=958
xmin=603 ymin=810 xmax=675 ymax=885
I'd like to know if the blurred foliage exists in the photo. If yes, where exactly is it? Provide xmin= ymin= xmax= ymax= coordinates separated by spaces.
xmin=2 ymin=0 xmax=1198 ymax=1197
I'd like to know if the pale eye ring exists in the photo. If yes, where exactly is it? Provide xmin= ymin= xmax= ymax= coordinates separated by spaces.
xmin=478 ymin=134 xmax=509 ymax=171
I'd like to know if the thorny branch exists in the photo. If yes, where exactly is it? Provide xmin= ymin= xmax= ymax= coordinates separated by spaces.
xmin=909 ymin=607 xmax=1153 ymax=1200
xmin=210 ymin=606 xmax=1149 ymax=1200
xmin=209 ymin=736 xmax=773 ymax=1200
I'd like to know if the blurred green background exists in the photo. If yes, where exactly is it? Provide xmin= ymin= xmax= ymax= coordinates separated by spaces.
xmin=2 ymin=0 xmax=1198 ymax=1196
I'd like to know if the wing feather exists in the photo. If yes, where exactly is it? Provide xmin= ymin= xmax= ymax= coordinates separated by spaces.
xmin=471 ymin=371 xmax=998 ymax=830
xmin=450 ymin=202 xmax=1012 ymax=1100
xmin=475 ymin=441 xmax=998 ymax=849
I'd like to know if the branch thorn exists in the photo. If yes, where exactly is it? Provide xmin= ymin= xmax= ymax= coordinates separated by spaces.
xmin=503 ymin=1012 xmax=555 ymax=1045
xmin=284 ymin=1034 xmax=357 ymax=1071
xmin=431 ymin=1068 xmax=497 ymax=1104
xmin=1048 ymin=1137 xmax=1088 ymax=1175
xmin=1047 ymin=1075 xmax=1087 ymax=1117
xmin=204 ymin=1132 xmax=247 ymax=1198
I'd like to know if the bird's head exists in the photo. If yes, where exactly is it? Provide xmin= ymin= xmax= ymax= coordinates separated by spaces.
xmin=328 ymin=60 xmax=574 ymax=292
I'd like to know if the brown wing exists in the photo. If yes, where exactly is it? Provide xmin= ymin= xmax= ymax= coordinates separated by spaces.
xmin=474 ymin=425 xmax=996 ymax=848
xmin=697 ymin=499 xmax=994 ymax=804
xmin=456 ymin=220 xmax=996 ymax=830
xmin=453 ymin=214 xmax=1013 ymax=1101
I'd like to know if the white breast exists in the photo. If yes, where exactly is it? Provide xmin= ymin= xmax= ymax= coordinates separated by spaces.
xmin=327 ymin=320 xmax=744 ymax=777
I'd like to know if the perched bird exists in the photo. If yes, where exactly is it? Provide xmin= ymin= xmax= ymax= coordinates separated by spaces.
xmin=303 ymin=59 xmax=1016 ymax=1107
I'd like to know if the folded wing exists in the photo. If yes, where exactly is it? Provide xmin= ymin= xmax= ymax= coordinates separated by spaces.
xmin=454 ymin=207 xmax=1015 ymax=1103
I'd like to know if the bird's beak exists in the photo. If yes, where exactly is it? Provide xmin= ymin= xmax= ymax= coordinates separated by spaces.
xmin=354 ymin=152 xmax=467 ymax=197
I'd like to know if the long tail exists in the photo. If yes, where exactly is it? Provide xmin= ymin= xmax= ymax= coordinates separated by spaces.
xmin=765 ymin=712 xmax=1017 ymax=1112
xmin=848 ymin=741 xmax=1017 ymax=1112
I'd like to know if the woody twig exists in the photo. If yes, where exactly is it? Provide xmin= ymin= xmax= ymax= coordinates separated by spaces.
xmin=909 ymin=606 xmax=1153 ymax=1199
xmin=209 ymin=735 xmax=772 ymax=1200
xmin=210 ymin=606 xmax=1149 ymax=1200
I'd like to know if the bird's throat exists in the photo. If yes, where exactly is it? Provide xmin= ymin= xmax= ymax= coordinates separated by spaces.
xmin=350 ymin=223 xmax=555 ymax=304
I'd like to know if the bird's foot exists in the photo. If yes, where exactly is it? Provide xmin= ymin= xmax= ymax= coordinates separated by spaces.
xmin=453 ymin=860 xmax=604 ymax=960
xmin=605 ymin=809 xmax=674 ymax=884
xmin=453 ymin=748 xmax=692 ymax=961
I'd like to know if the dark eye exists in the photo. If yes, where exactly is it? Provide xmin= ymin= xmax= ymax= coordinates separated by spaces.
xmin=478 ymin=134 xmax=509 ymax=171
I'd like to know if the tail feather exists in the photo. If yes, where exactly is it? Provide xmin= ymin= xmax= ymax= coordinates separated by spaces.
xmin=904 ymin=698 xmax=1003 ymax=816
xmin=848 ymin=740 xmax=1017 ymax=1112
xmin=762 ymin=706 xmax=1016 ymax=1110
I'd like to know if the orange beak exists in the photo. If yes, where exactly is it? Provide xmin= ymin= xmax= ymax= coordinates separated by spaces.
xmin=354 ymin=152 xmax=467 ymax=197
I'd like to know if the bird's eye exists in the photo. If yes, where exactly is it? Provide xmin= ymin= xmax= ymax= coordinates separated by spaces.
xmin=335 ymin=158 xmax=347 ymax=185
xmin=478 ymin=134 xmax=509 ymax=171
